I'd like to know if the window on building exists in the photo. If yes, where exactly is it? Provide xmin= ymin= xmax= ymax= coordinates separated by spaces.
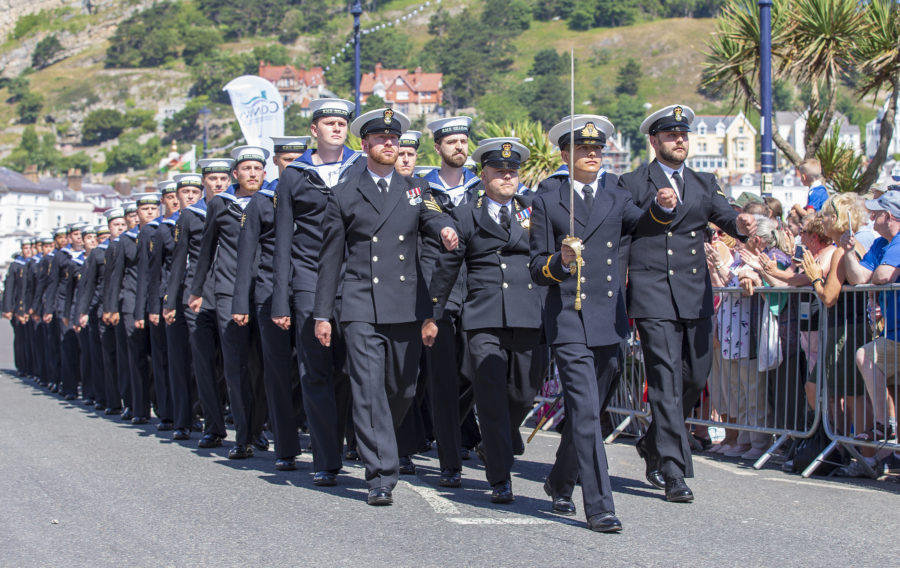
xmin=738 ymin=126 xmax=744 ymax=135
xmin=738 ymin=140 xmax=745 ymax=153
xmin=718 ymin=143 xmax=724 ymax=155
xmin=698 ymin=123 xmax=707 ymax=136
xmin=699 ymin=142 xmax=707 ymax=152
xmin=395 ymin=78 xmax=404 ymax=85
xmin=56 ymin=215 xmax=62 ymax=226
xmin=396 ymin=91 xmax=409 ymax=101
xmin=16 ymin=209 xmax=23 ymax=227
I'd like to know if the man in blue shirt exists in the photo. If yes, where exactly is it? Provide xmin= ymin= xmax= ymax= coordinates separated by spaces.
xmin=843 ymin=191 xmax=900 ymax=475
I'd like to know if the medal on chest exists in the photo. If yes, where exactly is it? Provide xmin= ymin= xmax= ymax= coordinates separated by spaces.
xmin=406 ymin=186 xmax=423 ymax=206
xmin=516 ymin=206 xmax=532 ymax=229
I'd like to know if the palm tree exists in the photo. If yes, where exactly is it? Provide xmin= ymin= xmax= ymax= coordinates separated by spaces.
xmin=854 ymin=0 xmax=900 ymax=190
xmin=701 ymin=0 xmax=898 ymax=192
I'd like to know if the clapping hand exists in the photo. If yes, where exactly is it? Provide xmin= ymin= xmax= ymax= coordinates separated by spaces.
xmin=800 ymin=249 xmax=823 ymax=281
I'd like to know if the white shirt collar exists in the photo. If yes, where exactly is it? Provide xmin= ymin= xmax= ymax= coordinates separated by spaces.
xmin=485 ymin=195 xmax=513 ymax=224
xmin=657 ymin=161 xmax=685 ymax=200
xmin=572 ymin=178 xmax=598 ymax=201
xmin=368 ymin=169 xmax=393 ymax=188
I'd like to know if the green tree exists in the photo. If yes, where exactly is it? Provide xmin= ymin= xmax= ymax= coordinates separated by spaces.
xmin=594 ymin=0 xmax=641 ymax=27
xmin=163 ymin=97 xmax=214 ymax=142
xmin=615 ymin=58 xmax=642 ymax=96
xmin=2 ymin=127 xmax=62 ymax=172
xmin=566 ymin=1 xmax=595 ymax=31
xmin=284 ymin=104 xmax=311 ymax=135
xmin=32 ymin=34 xmax=63 ymax=70
xmin=189 ymin=52 xmax=256 ymax=104
xmin=772 ymin=79 xmax=794 ymax=111
xmin=17 ymin=92 xmax=44 ymax=124
xmin=530 ymin=49 xmax=567 ymax=77
xmin=703 ymin=0 xmax=897 ymax=191
xmin=609 ymin=96 xmax=645 ymax=155
xmin=82 ymin=109 xmax=127 ymax=145
xmin=253 ymin=44 xmax=291 ymax=66
xmin=4 ymin=76 xmax=31 ymax=103
xmin=182 ymin=26 xmax=222 ymax=66
xmin=423 ymin=7 xmax=521 ymax=111
xmin=521 ymin=75 xmax=569 ymax=128
xmin=475 ymin=92 xmax=530 ymax=125
xmin=486 ymin=0 xmax=533 ymax=32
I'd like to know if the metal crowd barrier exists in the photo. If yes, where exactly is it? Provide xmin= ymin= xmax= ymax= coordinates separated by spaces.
xmin=804 ymin=284 xmax=900 ymax=478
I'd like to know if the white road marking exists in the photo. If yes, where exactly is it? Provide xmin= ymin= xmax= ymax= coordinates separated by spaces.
xmin=762 ymin=477 xmax=879 ymax=493
xmin=398 ymin=480 xmax=460 ymax=514
xmin=447 ymin=517 xmax=554 ymax=525
xmin=696 ymin=457 xmax=757 ymax=476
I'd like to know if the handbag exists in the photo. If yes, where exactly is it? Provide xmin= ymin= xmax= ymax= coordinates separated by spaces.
xmin=756 ymin=296 xmax=783 ymax=371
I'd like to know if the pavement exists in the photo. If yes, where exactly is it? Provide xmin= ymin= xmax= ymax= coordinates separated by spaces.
xmin=1 ymin=322 xmax=898 ymax=567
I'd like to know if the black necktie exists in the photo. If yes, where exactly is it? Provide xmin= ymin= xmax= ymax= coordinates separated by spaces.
xmin=377 ymin=178 xmax=388 ymax=193
xmin=672 ymin=171 xmax=684 ymax=199
xmin=499 ymin=205 xmax=511 ymax=230
xmin=582 ymin=186 xmax=594 ymax=210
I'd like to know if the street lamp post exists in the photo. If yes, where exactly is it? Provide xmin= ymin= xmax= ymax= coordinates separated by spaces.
xmin=351 ymin=0 xmax=363 ymax=116
xmin=759 ymin=1 xmax=774 ymax=194
xmin=198 ymin=105 xmax=212 ymax=159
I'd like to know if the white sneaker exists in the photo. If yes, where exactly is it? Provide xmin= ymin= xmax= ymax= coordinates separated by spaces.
xmin=740 ymin=447 xmax=766 ymax=460
xmin=723 ymin=445 xmax=751 ymax=457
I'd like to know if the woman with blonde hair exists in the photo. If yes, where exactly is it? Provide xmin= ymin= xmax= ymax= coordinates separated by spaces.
xmin=800 ymin=193 xmax=871 ymax=441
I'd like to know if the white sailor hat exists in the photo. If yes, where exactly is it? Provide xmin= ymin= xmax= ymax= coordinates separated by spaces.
xmin=198 ymin=158 xmax=234 ymax=175
xmin=640 ymin=104 xmax=695 ymax=135
xmin=96 ymin=224 xmax=110 ymax=235
xmin=270 ymin=136 xmax=311 ymax=154
xmin=67 ymin=222 xmax=89 ymax=234
xmin=230 ymin=145 xmax=270 ymax=165
xmin=471 ymin=137 xmax=530 ymax=169
xmin=548 ymin=114 xmax=615 ymax=149
xmin=413 ymin=165 xmax=438 ymax=177
xmin=133 ymin=192 xmax=161 ymax=206
xmin=157 ymin=179 xmax=177 ymax=194
xmin=105 ymin=207 xmax=125 ymax=221
xmin=39 ymin=233 xmax=55 ymax=244
xmin=123 ymin=201 xmax=138 ymax=214
xmin=53 ymin=226 xmax=68 ymax=237
xmin=427 ymin=116 xmax=473 ymax=140
xmin=350 ymin=107 xmax=410 ymax=138
xmin=81 ymin=225 xmax=98 ymax=236
xmin=173 ymin=173 xmax=203 ymax=189
xmin=309 ymin=98 xmax=354 ymax=121
xmin=399 ymin=130 xmax=422 ymax=149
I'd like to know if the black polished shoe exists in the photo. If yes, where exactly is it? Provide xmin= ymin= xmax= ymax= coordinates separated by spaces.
xmin=665 ymin=478 xmax=694 ymax=503
xmin=120 ymin=408 xmax=133 ymax=421
xmin=543 ymin=480 xmax=576 ymax=516
xmin=157 ymin=421 xmax=174 ymax=431
xmin=197 ymin=433 xmax=224 ymax=448
xmin=251 ymin=434 xmax=269 ymax=452
xmin=344 ymin=449 xmax=360 ymax=461
xmin=64 ymin=394 xmax=76 ymax=401
xmin=94 ymin=402 xmax=105 ymax=410
xmin=228 ymin=444 xmax=254 ymax=459
xmin=636 ymin=438 xmax=665 ymax=490
xmin=586 ymin=512 xmax=623 ymax=533
xmin=105 ymin=407 xmax=122 ymax=415
xmin=131 ymin=416 xmax=148 ymax=425
xmin=399 ymin=456 xmax=416 ymax=475
xmin=275 ymin=457 xmax=296 ymax=471
xmin=172 ymin=428 xmax=190 ymax=440
xmin=490 ymin=480 xmax=514 ymax=504
xmin=190 ymin=419 xmax=204 ymax=432
xmin=83 ymin=398 xmax=95 ymax=406
xmin=313 ymin=470 xmax=338 ymax=486
xmin=459 ymin=447 xmax=471 ymax=461
xmin=367 ymin=486 xmax=393 ymax=506
xmin=439 ymin=468 xmax=462 ymax=488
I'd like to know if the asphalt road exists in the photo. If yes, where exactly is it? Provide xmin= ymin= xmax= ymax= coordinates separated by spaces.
xmin=1 ymin=322 xmax=897 ymax=567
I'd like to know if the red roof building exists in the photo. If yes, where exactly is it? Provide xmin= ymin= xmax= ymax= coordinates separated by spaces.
xmin=359 ymin=63 xmax=443 ymax=118
xmin=258 ymin=62 xmax=327 ymax=112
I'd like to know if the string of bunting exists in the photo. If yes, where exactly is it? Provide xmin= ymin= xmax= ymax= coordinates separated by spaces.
xmin=323 ymin=0 xmax=441 ymax=74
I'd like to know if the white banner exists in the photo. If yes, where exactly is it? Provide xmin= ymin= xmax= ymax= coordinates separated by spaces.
xmin=223 ymin=75 xmax=284 ymax=180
